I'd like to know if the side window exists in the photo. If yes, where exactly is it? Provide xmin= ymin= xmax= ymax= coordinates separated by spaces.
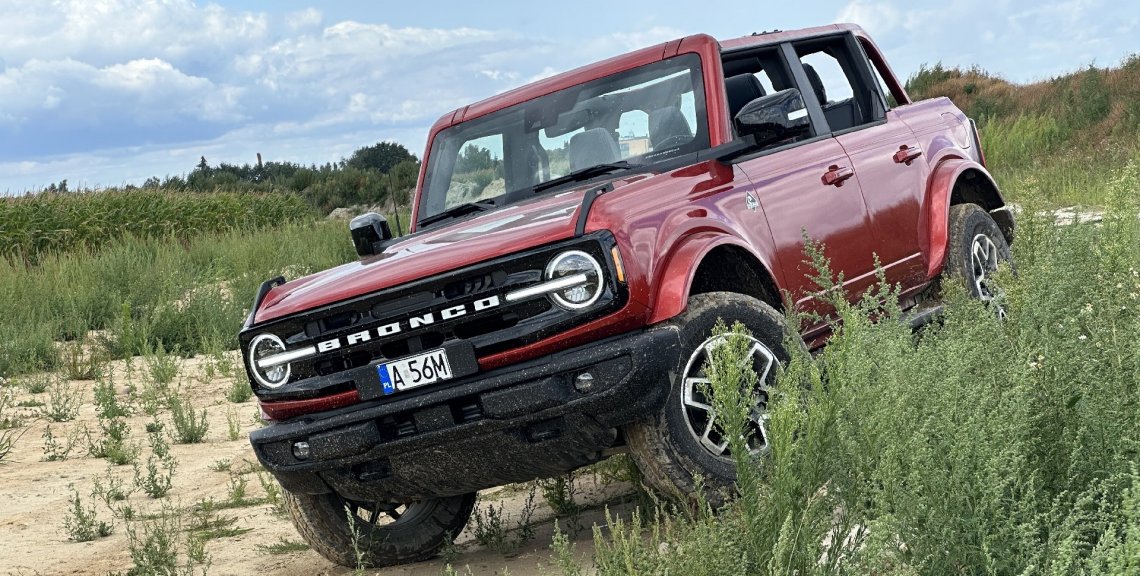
xmin=445 ymin=134 xmax=504 ymax=208
xmin=722 ymin=48 xmax=817 ymax=147
xmin=799 ymin=51 xmax=854 ymax=105
xmin=859 ymin=39 xmax=901 ymax=108
xmin=753 ymin=70 xmax=776 ymax=94
xmin=794 ymin=37 xmax=880 ymax=133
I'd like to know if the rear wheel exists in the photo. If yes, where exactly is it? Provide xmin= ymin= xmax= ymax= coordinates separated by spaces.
xmin=283 ymin=489 xmax=475 ymax=568
xmin=625 ymin=292 xmax=791 ymax=505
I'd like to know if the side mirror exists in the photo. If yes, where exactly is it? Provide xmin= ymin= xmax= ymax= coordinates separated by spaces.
xmin=349 ymin=212 xmax=393 ymax=257
xmin=734 ymin=88 xmax=811 ymax=148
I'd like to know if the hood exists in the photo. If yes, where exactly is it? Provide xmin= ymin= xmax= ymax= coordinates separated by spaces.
xmin=254 ymin=186 xmax=607 ymax=324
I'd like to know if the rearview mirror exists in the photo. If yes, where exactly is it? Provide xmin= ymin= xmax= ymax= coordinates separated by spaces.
xmin=734 ymin=88 xmax=811 ymax=148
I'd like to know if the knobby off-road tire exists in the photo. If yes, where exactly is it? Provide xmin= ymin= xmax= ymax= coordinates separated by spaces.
xmin=283 ymin=490 xmax=476 ymax=568
xmin=946 ymin=203 xmax=1013 ymax=305
xmin=625 ymin=291 xmax=791 ymax=506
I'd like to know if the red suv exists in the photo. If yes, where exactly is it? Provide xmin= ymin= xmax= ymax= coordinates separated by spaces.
xmin=240 ymin=23 xmax=1013 ymax=567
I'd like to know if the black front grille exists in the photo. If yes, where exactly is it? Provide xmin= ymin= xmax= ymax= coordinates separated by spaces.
xmin=240 ymin=232 xmax=627 ymax=398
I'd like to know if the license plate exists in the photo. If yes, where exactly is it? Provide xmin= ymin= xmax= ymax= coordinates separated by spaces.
xmin=377 ymin=349 xmax=453 ymax=395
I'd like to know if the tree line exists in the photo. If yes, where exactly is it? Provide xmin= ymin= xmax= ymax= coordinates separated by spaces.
xmin=25 ymin=141 xmax=421 ymax=216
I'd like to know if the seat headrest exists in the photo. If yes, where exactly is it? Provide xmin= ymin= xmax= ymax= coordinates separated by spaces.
xmin=802 ymin=63 xmax=827 ymax=105
xmin=648 ymin=108 xmax=693 ymax=149
xmin=725 ymin=74 xmax=766 ymax=119
xmin=568 ymin=128 xmax=621 ymax=172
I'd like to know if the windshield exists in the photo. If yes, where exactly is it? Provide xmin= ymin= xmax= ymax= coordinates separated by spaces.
xmin=418 ymin=54 xmax=708 ymax=224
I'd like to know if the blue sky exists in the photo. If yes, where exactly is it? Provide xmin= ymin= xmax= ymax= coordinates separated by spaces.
xmin=2 ymin=0 xmax=1138 ymax=193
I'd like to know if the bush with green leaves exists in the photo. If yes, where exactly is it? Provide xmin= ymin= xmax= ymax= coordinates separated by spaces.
xmin=0 ymin=390 xmax=24 ymax=463
xmin=123 ymin=504 xmax=210 ymax=576
xmin=42 ymin=379 xmax=82 ymax=422
xmin=582 ymin=161 xmax=1140 ymax=575
xmin=63 ymin=487 xmax=113 ymax=542
xmin=168 ymin=391 xmax=209 ymax=444
xmin=87 ymin=413 xmax=138 ymax=466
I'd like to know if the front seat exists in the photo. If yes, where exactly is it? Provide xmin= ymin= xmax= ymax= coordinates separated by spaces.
xmin=648 ymin=108 xmax=693 ymax=149
xmin=568 ymin=127 xmax=621 ymax=171
xmin=725 ymin=73 xmax=766 ymax=120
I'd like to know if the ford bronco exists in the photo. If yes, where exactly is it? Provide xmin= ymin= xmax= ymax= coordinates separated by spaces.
xmin=239 ymin=23 xmax=1014 ymax=567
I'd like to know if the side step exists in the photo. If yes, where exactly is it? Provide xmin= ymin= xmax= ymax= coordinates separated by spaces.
xmin=906 ymin=301 xmax=944 ymax=330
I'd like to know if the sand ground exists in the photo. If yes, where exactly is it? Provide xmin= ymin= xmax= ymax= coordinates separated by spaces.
xmin=0 ymin=352 xmax=638 ymax=576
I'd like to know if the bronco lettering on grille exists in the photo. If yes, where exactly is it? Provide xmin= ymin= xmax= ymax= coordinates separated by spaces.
xmin=316 ymin=295 xmax=501 ymax=353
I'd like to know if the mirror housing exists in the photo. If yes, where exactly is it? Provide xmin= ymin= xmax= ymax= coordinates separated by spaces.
xmin=734 ymin=88 xmax=811 ymax=148
xmin=349 ymin=212 xmax=393 ymax=257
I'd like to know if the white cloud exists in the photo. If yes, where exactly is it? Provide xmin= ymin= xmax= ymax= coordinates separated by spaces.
xmin=0 ymin=0 xmax=268 ymax=69
xmin=0 ymin=57 xmax=240 ymax=128
xmin=837 ymin=1 xmax=902 ymax=34
xmin=287 ymin=8 xmax=323 ymax=31
xmin=3 ymin=0 xmax=1139 ymax=193
xmin=836 ymin=0 xmax=1139 ymax=82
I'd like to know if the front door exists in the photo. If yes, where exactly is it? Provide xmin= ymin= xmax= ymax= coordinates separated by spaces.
xmin=736 ymin=136 xmax=879 ymax=324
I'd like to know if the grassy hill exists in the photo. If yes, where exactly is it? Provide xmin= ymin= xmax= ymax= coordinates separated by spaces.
xmin=907 ymin=56 xmax=1140 ymax=205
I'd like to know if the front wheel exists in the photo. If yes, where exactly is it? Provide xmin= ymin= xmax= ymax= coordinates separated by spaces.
xmin=283 ymin=489 xmax=475 ymax=568
xmin=625 ymin=292 xmax=791 ymax=505
xmin=945 ymin=203 xmax=1013 ymax=312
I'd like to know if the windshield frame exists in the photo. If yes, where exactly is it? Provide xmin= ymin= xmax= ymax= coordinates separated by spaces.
xmin=415 ymin=53 xmax=709 ymax=228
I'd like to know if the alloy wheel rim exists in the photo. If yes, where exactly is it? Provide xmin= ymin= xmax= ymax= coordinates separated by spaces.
xmin=680 ymin=334 xmax=777 ymax=459
xmin=970 ymin=234 xmax=1000 ymax=300
xmin=969 ymin=233 xmax=1009 ymax=320
xmin=345 ymin=499 xmax=416 ymax=527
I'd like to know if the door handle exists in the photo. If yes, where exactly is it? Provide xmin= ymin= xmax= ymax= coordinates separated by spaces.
xmin=893 ymin=144 xmax=923 ymax=165
xmin=822 ymin=165 xmax=855 ymax=187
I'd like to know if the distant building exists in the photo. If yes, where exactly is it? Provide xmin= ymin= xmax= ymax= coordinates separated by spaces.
xmin=619 ymin=137 xmax=650 ymax=157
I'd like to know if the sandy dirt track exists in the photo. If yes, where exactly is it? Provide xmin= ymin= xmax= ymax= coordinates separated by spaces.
xmin=0 ymin=353 xmax=636 ymax=576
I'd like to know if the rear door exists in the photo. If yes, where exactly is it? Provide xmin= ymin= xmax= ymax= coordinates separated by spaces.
xmin=722 ymin=43 xmax=881 ymax=326
xmin=789 ymin=34 xmax=929 ymax=290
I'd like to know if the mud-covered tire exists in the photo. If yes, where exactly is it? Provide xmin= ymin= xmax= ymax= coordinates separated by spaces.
xmin=283 ymin=489 xmax=475 ymax=568
xmin=946 ymin=204 xmax=1012 ymax=301
xmin=624 ymin=291 xmax=791 ymax=505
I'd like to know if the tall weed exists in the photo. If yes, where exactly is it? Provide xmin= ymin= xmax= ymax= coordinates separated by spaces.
xmin=0 ymin=220 xmax=353 ymax=379
xmin=586 ymin=161 xmax=1140 ymax=574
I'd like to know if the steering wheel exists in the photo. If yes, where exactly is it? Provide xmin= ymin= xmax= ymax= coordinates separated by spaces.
xmin=652 ymin=135 xmax=691 ymax=151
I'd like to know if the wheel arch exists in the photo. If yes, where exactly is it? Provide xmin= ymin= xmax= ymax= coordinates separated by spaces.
xmin=647 ymin=233 xmax=782 ymax=325
xmin=921 ymin=158 xmax=1013 ymax=278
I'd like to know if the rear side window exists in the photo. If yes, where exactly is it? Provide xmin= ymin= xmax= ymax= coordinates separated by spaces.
xmin=793 ymin=36 xmax=883 ymax=133
xmin=799 ymin=51 xmax=854 ymax=105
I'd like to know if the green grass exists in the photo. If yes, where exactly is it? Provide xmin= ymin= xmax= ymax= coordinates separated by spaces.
xmin=0 ymin=189 xmax=314 ymax=263
xmin=574 ymin=160 xmax=1140 ymax=575
xmin=0 ymin=219 xmax=355 ymax=378
xmin=256 ymin=538 xmax=310 ymax=555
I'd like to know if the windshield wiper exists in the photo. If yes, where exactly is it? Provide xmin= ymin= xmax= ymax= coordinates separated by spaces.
xmin=418 ymin=200 xmax=495 ymax=228
xmin=532 ymin=161 xmax=637 ymax=193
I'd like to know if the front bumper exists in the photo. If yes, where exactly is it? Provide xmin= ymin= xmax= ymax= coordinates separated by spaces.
xmin=249 ymin=325 xmax=680 ymax=502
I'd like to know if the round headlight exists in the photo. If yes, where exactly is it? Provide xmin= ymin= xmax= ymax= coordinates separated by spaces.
xmin=545 ymin=250 xmax=604 ymax=310
xmin=248 ymin=334 xmax=290 ymax=388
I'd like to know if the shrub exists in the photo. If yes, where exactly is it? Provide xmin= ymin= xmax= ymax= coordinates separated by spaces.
xmin=0 ymin=390 xmax=25 ymax=463
xmin=63 ymin=487 xmax=113 ymax=542
xmin=42 ymin=379 xmax=82 ymax=422
xmin=168 ymin=391 xmax=209 ymax=444
xmin=124 ymin=504 xmax=210 ymax=576
xmin=226 ymin=375 xmax=252 ymax=404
